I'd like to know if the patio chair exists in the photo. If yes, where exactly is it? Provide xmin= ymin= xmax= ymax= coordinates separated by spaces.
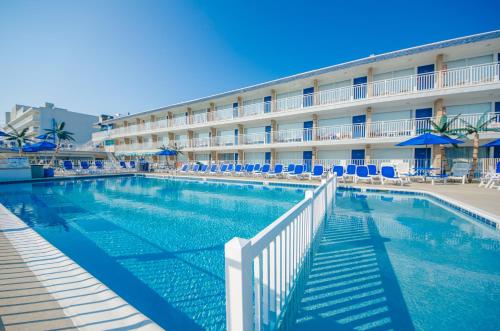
xmin=288 ymin=164 xmax=305 ymax=179
xmin=479 ymin=161 xmax=500 ymax=188
xmin=80 ymin=161 xmax=91 ymax=174
xmin=257 ymin=164 xmax=271 ymax=177
xmin=367 ymin=164 xmax=380 ymax=181
xmin=119 ymin=160 xmax=127 ymax=171
xmin=190 ymin=164 xmax=200 ymax=173
xmin=178 ymin=164 xmax=189 ymax=174
xmin=381 ymin=165 xmax=404 ymax=186
xmin=284 ymin=164 xmax=295 ymax=176
xmin=355 ymin=165 xmax=373 ymax=184
xmin=129 ymin=161 xmax=136 ymax=170
xmin=307 ymin=164 xmax=324 ymax=180
xmin=208 ymin=164 xmax=218 ymax=175
xmin=252 ymin=163 xmax=261 ymax=176
xmin=224 ymin=164 xmax=234 ymax=176
xmin=94 ymin=160 xmax=105 ymax=174
xmin=200 ymin=164 xmax=208 ymax=173
xmin=344 ymin=164 xmax=357 ymax=182
xmin=234 ymin=164 xmax=244 ymax=176
xmin=62 ymin=160 xmax=77 ymax=175
xmin=245 ymin=164 xmax=255 ymax=176
xmin=332 ymin=165 xmax=345 ymax=182
xmin=219 ymin=163 xmax=228 ymax=175
xmin=267 ymin=164 xmax=283 ymax=178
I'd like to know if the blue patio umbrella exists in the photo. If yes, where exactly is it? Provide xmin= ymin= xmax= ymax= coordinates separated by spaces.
xmin=0 ymin=131 xmax=8 ymax=137
xmin=396 ymin=133 xmax=464 ymax=174
xmin=31 ymin=141 xmax=57 ymax=151
xmin=155 ymin=149 xmax=177 ymax=156
xmin=35 ymin=133 xmax=51 ymax=140
xmin=482 ymin=138 xmax=500 ymax=147
xmin=396 ymin=133 xmax=464 ymax=146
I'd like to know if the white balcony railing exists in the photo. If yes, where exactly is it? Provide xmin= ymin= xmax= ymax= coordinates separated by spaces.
xmin=96 ymin=62 xmax=500 ymax=140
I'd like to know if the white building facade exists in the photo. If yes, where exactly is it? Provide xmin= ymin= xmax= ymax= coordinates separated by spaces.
xmin=92 ymin=31 xmax=500 ymax=173
xmin=5 ymin=102 xmax=98 ymax=145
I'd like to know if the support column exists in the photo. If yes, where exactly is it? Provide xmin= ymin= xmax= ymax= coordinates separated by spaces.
xmin=432 ymin=98 xmax=446 ymax=172
xmin=436 ymin=54 xmax=444 ymax=88
xmin=365 ymin=144 xmax=372 ymax=164
xmin=237 ymin=149 xmax=244 ymax=164
xmin=238 ymin=96 xmax=244 ymax=117
xmin=312 ymin=147 xmax=318 ymax=166
xmin=187 ymin=130 xmax=194 ymax=148
xmin=312 ymin=114 xmax=318 ymax=140
xmin=210 ymin=151 xmax=217 ymax=163
xmin=271 ymin=120 xmax=277 ymax=143
xmin=209 ymin=103 xmax=215 ymax=122
xmin=188 ymin=152 xmax=194 ymax=162
xmin=187 ymin=107 xmax=193 ymax=125
xmin=367 ymin=67 xmax=374 ymax=97
xmin=365 ymin=107 xmax=372 ymax=138
xmin=167 ymin=112 xmax=173 ymax=126
xmin=210 ymin=127 xmax=217 ymax=147
xmin=271 ymin=89 xmax=277 ymax=113
xmin=238 ymin=124 xmax=244 ymax=146
xmin=270 ymin=148 xmax=276 ymax=167
xmin=313 ymin=79 xmax=319 ymax=105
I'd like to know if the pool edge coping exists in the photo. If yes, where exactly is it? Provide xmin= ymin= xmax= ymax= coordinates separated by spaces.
xmin=0 ymin=203 xmax=163 ymax=331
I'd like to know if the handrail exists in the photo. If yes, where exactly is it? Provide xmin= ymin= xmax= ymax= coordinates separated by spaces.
xmin=225 ymin=174 xmax=336 ymax=330
xmin=93 ymin=62 xmax=500 ymax=140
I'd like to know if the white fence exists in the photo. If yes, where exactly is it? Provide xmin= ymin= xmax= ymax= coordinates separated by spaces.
xmin=225 ymin=174 xmax=337 ymax=331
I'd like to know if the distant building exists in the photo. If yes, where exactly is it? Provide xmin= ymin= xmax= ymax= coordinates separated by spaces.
xmin=4 ymin=102 xmax=98 ymax=144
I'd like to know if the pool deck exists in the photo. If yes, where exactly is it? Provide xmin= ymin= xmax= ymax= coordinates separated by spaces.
xmin=0 ymin=204 xmax=162 ymax=331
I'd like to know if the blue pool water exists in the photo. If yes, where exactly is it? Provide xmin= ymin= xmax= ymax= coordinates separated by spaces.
xmin=293 ymin=189 xmax=500 ymax=331
xmin=0 ymin=176 xmax=305 ymax=330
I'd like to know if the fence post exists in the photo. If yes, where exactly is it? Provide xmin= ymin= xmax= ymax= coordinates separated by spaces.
xmin=225 ymin=237 xmax=253 ymax=331
xmin=305 ymin=190 xmax=314 ymax=243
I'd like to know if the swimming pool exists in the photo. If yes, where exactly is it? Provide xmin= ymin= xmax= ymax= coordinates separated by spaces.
xmin=0 ymin=176 xmax=305 ymax=330
xmin=292 ymin=189 xmax=500 ymax=330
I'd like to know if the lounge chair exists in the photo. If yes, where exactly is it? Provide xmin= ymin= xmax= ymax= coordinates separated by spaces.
xmin=245 ymin=164 xmax=255 ymax=176
xmin=209 ymin=164 xmax=218 ymax=175
xmin=344 ymin=164 xmax=357 ymax=182
xmin=190 ymin=164 xmax=200 ymax=173
xmin=200 ymin=164 xmax=208 ymax=173
xmin=178 ymin=164 xmax=189 ymax=174
xmin=332 ymin=165 xmax=345 ymax=182
xmin=479 ymin=161 xmax=500 ymax=188
xmin=119 ymin=160 xmax=127 ymax=171
xmin=258 ymin=164 xmax=271 ymax=177
xmin=252 ymin=164 xmax=261 ymax=176
xmin=80 ymin=161 xmax=91 ymax=174
xmin=288 ymin=164 xmax=305 ymax=179
xmin=267 ymin=164 xmax=283 ymax=178
xmin=381 ymin=166 xmax=404 ymax=185
xmin=431 ymin=162 xmax=470 ymax=185
xmin=367 ymin=164 xmax=380 ymax=181
xmin=94 ymin=160 xmax=105 ymax=173
xmin=355 ymin=165 xmax=373 ymax=184
xmin=129 ymin=161 xmax=136 ymax=170
xmin=224 ymin=164 xmax=234 ymax=176
xmin=219 ymin=163 xmax=228 ymax=175
xmin=234 ymin=164 xmax=244 ymax=176
xmin=62 ymin=160 xmax=77 ymax=174
xmin=307 ymin=164 xmax=324 ymax=180
xmin=284 ymin=164 xmax=295 ymax=176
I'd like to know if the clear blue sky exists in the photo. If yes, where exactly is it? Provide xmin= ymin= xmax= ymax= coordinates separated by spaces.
xmin=0 ymin=0 xmax=499 ymax=122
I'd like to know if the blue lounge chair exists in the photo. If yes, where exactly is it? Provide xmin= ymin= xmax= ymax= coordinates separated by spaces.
xmin=200 ymin=164 xmax=208 ymax=173
xmin=63 ymin=160 xmax=76 ymax=174
xmin=252 ymin=163 xmax=261 ymax=175
xmin=344 ymin=164 xmax=357 ymax=182
xmin=224 ymin=164 xmax=234 ymax=175
xmin=178 ymin=164 xmax=189 ymax=174
xmin=284 ymin=164 xmax=295 ymax=176
xmin=258 ymin=164 xmax=271 ymax=177
xmin=129 ymin=161 xmax=136 ymax=169
xmin=381 ymin=166 xmax=403 ymax=185
xmin=234 ymin=164 xmax=244 ymax=176
xmin=308 ymin=164 xmax=324 ymax=180
xmin=119 ymin=160 xmax=127 ymax=169
xmin=332 ymin=165 xmax=345 ymax=182
xmin=267 ymin=164 xmax=283 ymax=178
xmin=367 ymin=164 xmax=379 ymax=181
xmin=219 ymin=163 xmax=228 ymax=175
xmin=288 ymin=164 xmax=304 ymax=179
xmin=209 ymin=164 xmax=218 ymax=175
xmin=355 ymin=165 xmax=373 ymax=184
xmin=80 ymin=161 xmax=90 ymax=174
xmin=190 ymin=164 xmax=200 ymax=173
xmin=245 ymin=164 xmax=255 ymax=176
xmin=94 ymin=160 xmax=104 ymax=173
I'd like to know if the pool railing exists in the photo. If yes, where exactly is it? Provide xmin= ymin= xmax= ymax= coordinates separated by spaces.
xmin=224 ymin=173 xmax=337 ymax=330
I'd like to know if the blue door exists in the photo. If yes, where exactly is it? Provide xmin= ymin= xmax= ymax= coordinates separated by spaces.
xmin=265 ymin=126 xmax=272 ymax=144
xmin=417 ymin=64 xmax=435 ymax=90
xmin=264 ymin=96 xmax=272 ymax=113
xmin=234 ymin=129 xmax=239 ymax=145
xmin=494 ymin=147 xmax=500 ymax=158
xmin=352 ymin=115 xmax=366 ymax=138
xmin=303 ymin=121 xmax=313 ymax=141
xmin=414 ymin=147 xmax=431 ymax=170
xmin=495 ymin=102 xmax=500 ymax=122
xmin=265 ymin=152 xmax=271 ymax=164
xmin=233 ymin=102 xmax=239 ymax=118
xmin=351 ymin=149 xmax=365 ymax=165
xmin=415 ymin=108 xmax=433 ymax=133
xmin=234 ymin=153 xmax=239 ymax=163
xmin=353 ymin=76 xmax=367 ymax=99
xmin=303 ymin=151 xmax=312 ymax=171
xmin=303 ymin=87 xmax=314 ymax=107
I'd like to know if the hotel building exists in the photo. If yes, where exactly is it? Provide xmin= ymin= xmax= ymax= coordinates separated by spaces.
xmin=92 ymin=31 xmax=500 ymax=173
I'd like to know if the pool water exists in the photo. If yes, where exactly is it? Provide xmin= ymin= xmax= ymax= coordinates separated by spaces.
xmin=0 ymin=176 xmax=305 ymax=330
xmin=293 ymin=189 xmax=500 ymax=331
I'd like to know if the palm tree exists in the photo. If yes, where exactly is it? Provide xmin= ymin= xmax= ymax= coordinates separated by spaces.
xmin=166 ymin=142 xmax=183 ymax=165
xmin=4 ymin=125 xmax=32 ymax=156
xmin=45 ymin=121 xmax=75 ymax=166
xmin=454 ymin=111 xmax=500 ymax=182
xmin=422 ymin=114 xmax=463 ymax=172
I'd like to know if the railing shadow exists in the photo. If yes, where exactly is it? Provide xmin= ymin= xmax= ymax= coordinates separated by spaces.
xmin=291 ymin=210 xmax=414 ymax=330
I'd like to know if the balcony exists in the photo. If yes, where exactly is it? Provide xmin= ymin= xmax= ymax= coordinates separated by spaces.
xmin=94 ymin=62 xmax=500 ymax=141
